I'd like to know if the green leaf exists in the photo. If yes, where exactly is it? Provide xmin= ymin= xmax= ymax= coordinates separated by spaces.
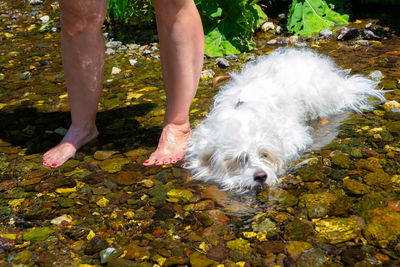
xmin=287 ymin=0 xmax=349 ymax=36
xmin=197 ymin=0 xmax=267 ymax=57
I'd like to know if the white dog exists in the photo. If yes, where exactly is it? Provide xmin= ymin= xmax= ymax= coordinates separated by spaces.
xmin=184 ymin=48 xmax=385 ymax=191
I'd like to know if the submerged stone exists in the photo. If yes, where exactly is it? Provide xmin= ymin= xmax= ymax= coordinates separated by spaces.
xmin=330 ymin=151 xmax=351 ymax=169
xmin=189 ymin=252 xmax=218 ymax=267
xmin=343 ymin=177 xmax=371 ymax=195
xmin=100 ymin=247 xmax=123 ymax=264
xmin=296 ymin=248 xmax=326 ymax=267
xmin=363 ymin=169 xmax=391 ymax=185
xmin=364 ymin=208 xmax=400 ymax=248
xmin=166 ymin=188 xmax=193 ymax=202
xmin=286 ymin=241 xmax=313 ymax=257
xmin=296 ymin=157 xmax=330 ymax=181
xmin=125 ymin=243 xmax=150 ymax=260
xmin=23 ymin=227 xmax=54 ymax=241
xmin=314 ymin=217 xmax=361 ymax=244
xmin=98 ymin=157 xmax=130 ymax=173
xmin=93 ymin=150 xmax=118 ymax=160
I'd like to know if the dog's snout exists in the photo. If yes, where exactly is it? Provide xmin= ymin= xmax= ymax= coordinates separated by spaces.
xmin=254 ymin=170 xmax=267 ymax=183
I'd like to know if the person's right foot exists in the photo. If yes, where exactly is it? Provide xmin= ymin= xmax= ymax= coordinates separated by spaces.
xmin=42 ymin=124 xmax=98 ymax=167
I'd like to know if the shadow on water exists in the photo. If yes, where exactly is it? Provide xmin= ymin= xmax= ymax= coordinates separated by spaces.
xmin=0 ymin=103 xmax=160 ymax=155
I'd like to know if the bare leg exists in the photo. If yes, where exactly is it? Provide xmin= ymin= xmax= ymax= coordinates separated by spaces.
xmin=42 ymin=0 xmax=107 ymax=167
xmin=143 ymin=0 xmax=204 ymax=165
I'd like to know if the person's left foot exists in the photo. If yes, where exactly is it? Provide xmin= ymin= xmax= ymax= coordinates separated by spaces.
xmin=143 ymin=122 xmax=191 ymax=166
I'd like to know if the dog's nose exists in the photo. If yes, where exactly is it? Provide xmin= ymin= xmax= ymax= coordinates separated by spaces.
xmin=254 ymin=170 xmax=267 ymax=183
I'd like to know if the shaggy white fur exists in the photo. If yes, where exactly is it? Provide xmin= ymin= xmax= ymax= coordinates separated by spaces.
xmin=184 ymin=48 xmax=385 ymax=191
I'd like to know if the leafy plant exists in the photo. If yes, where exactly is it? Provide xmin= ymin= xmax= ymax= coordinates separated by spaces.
xmin=195 ymin=0 xmax=267 ymax=57
xmin=287 ymin=0 xmax=349 ymax=36
xmin=107 ymin=0 xmax=154 ymax=24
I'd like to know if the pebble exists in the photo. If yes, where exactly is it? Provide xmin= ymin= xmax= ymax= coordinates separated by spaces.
xmin=368 ymin=70 xmax=383 ymax=81
xmin=29 ymin=0 xmax=43 ymax=4
xmin=111 ymin=67 xmax=121 ymax=75
xmin=216 ymin=58 xmax=231 ymax=68
xmin=319 ymin=29 xmax=333 ymax=39
xmin=20 ymin=71 xmax=31 ymax=80
xmin=129 ymin=59 xmax=138 ymax=66
xmin=261 ymin=21 xmax=275 ymax=32
xmin=337 ymin=27 xmax=359 ymax=41
xmin=39 ymin=15 xmax=49 ymax=24
xmin=105 ymin=48 xmax=116 ymax=56
xmin=106 ymin=41 xmax=122 ymax=48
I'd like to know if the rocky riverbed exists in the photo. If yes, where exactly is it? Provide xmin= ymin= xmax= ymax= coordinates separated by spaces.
xmin=1 ymin=0 xmax=400 ymax=266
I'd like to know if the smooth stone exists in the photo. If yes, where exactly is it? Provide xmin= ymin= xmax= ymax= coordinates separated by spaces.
xmin=98 ymin=157 xmax=130 ymax=173
xmin=216 ymin=58 xmax=231 ymax=68
xmin=99 ymin=247 xmax=123 ymax=264
xmin=23 ymin=227 xmax=54 ymax=241
xmin=364 ymin=208 xmax=400 ymax=248
xmin=125 ymin=243 xmax=150 ymax=260
xmin=343 ymin=177 xmax=371 ymax=195
xmin=296 ymin=248 xmax=325 ymax=267
xmin=189 ymin=251 xmax=218 ymax=267
xmin=314 ymin=217 xmax=361 ymax=244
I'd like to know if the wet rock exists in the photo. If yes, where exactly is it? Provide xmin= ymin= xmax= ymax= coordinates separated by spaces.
xmin=362 ymin=29 xmax=383 ymax=40
xmin=23 ymin=227 xmax=54 ymax=241
xmin=330 ymin=151 xmax=351 ymax=169
xmin=93 ymin=150 xmax=118 ymax=160
xmin=364 ymin=208 xmax=400 ymax=248
xmin=50 ymin=214 xmax=72 ymax=225
xmin=198 ymin=212 xmax=214 ymax=226
xmin=337 ymin=27 xmax=359 ymax=41
xmin=206 ymin=242 xmax=228 ymax=262
xmin=20 ymin=71 xmax=31 ymax=79
xmin=0 ymin=237 xmax=15 ymax=251
xmin=98 ymin=157 xmax=130 ymax=173
xmin=258 ymin=241 xmax=286 ymax=254
xmin=189 ymin=251 xmax=218 ymax=267
xmin=14 ymin=250 xmax=32 ymax=264
xmin=227 ymin=238 xmax=251 ymax=261
xmin=284 ymin=219 xmax=313 ymax=241
xmin=368 ymin=70 xmax=384 ymax=81
xmin=386 ymin=121 xmax=400 ymax=135
xmin=216 ymin=58 xmax=231 ymax=68
xmin=341 ymin=246 xmax=366 ymax=266
xmin=84 ymin=236 xmax=108 ymax=255
xmin=343 ymin=177 xmax=371 ymax=195
xmin=185 ymin=200 xmax=215 ymax=211
xmin=164 ymin=256 xmax=189 ymax=266
xmin=152 ymin=207 xmax=175 ymax=220
xmin=265 ymin=188 xmax=298 ymax=207
xmin=296 ymin=157 xmax=330 ymax=181
xmin=125 ymin=243 xmax=150 ymax=260
xmin=57 ymin=197 xmax=74 ymax=208
xmin=201 ymin=69 xmax=215 ymax=79
xmin=100 ymin=247 xmax=123 ymax=264
xmin=106 ymin=41 xmax=122 ymax=48
xmin=319 ymin=29 xmax=333 ymax=39
xmin=105 ymin=48 xmax=115 ymax=56
xmin=296 ymin=248 xmax=325 ymax=267
xmin=252 ymin=216 xmax=277 ymax=234
xmin=261 ymin=21 xmax=275 ymax=32
xmin=202 ymin=185 xmax=228 ymax=206
xmin=0 ymin=180 xmax=16 ymax=191
xmin=363 ymin=169 xmax=391 ymax=186
xmin=286 ymin=241 xmax=312 ymax=258
xmin=314 ymin=217 xmax=361 ymax=244
xmin=355 ymin=157 xmax=382 ymax=172
xmin=166 ymin=188 xmax=193 ymax=203
xmin=300 ymin=192 xmax=338 ymax=217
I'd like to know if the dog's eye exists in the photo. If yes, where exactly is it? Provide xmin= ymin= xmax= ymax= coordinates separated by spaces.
xmin=238 ymin=153 xmax=249 ymax=167
xmin=259 ymin=151 xmax=271 ymax=161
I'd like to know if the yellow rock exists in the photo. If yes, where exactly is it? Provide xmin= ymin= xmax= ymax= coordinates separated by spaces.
xmin=96 ymin=197 xmax=109 ymax=207
xmin=286 ymin=241 xmax=312 ymax=256
xmin=8 ymin=199 xmax=25 ymax=209
xmin=56 ymin=187 xmax=77 ymax=194
xmin=0 ymin=233 xmax=17 ymax=240
xmin=126 ymin=92 xmax=144 ymax=100
xmin=86 ymin=230 xmax=95 ymax=241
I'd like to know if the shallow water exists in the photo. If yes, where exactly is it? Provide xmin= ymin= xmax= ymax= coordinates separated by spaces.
xmin=1 ymin=1 xmax=400 ymax=266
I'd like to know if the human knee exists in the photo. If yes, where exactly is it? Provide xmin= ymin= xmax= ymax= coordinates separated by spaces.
xmin=61 ymin=9 xmax=106 ymax=37
xmin=153 ymin=0 xmax=190 ymax=25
